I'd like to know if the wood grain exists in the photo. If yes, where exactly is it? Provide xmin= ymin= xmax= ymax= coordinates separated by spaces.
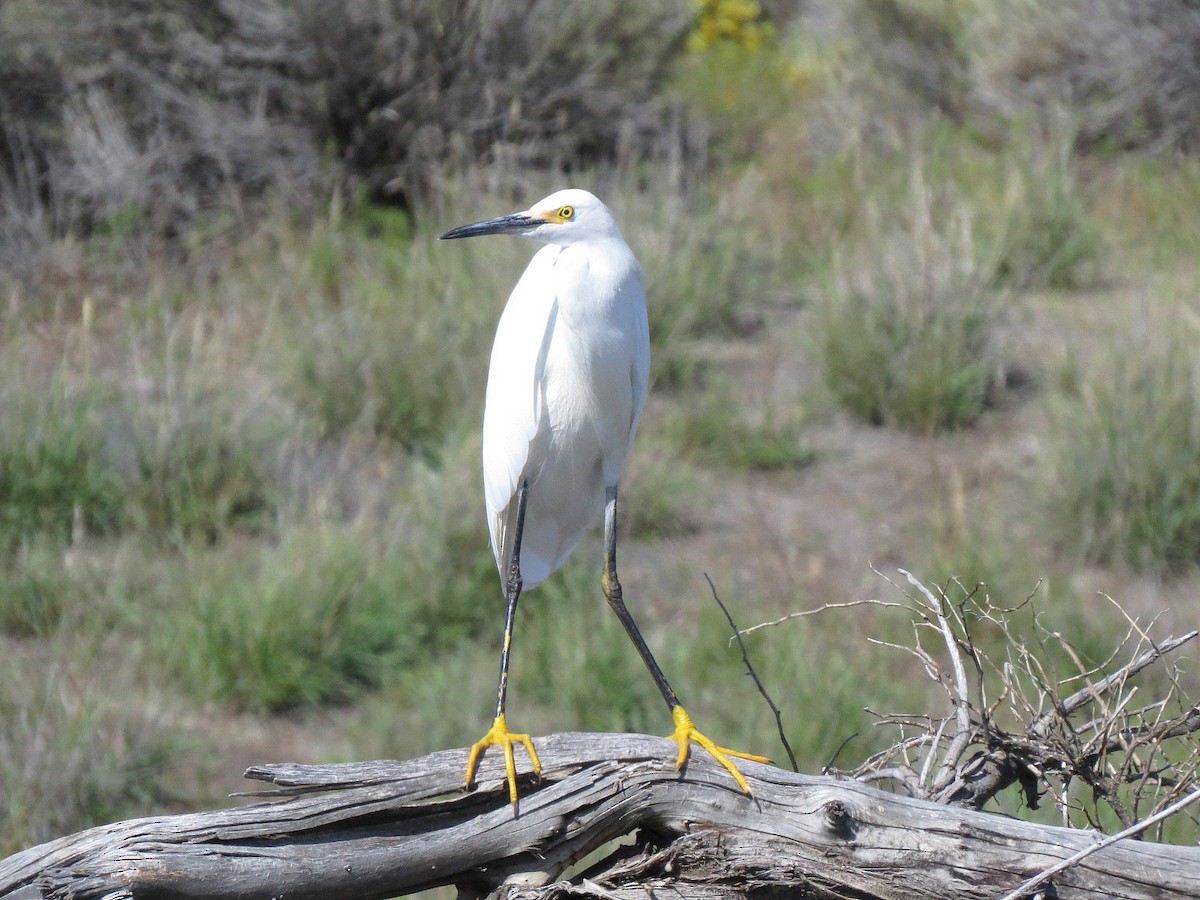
xmin=2 ymin=732 xmax=1198 ymax=899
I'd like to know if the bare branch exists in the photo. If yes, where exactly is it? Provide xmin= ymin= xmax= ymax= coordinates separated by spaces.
xmin=705 ymin=573 xmax=799 ymax=772
xmin=997 ymin=785 xmax=1200 ymax=900
xmin=899 ymin=570 xmax=973 ymax=791
xmin=737 ymin=598 xmax=903 ymax=638
xmin=1031 ymin=631 xmax=1198 ymax=735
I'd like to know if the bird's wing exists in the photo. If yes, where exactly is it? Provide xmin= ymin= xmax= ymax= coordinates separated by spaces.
xmin=482 ymin=247 xmax=560 ymax=566
xmin=626 ymin=269 xmax=651 ymax=455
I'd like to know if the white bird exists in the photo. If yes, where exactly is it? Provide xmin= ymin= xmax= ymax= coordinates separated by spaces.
xmin=440 ymin=189 xmax=766 ymax=809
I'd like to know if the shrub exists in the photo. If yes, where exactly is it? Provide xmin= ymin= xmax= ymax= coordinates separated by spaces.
xmin=0 ymin=655 xmax=177 ymax=855
xmin=301 ymin=0 xmax=693 ymax=204
xmin=832 ymin=0 xmax=972 ymax=121
xmin=688 ymin=0 xmax=775 ymax=51
xmin=0 ymin=0 xmax=695 ymax=278
xmin=805 ymin=0 xmax=1200 ymax=156
xmin=786 ymin=0 xmax=975 ymax=161
xmin=0 ymin=376 xmax=124 ymax=547
xmin=672 ymin=1 xmax=795 ymax=161
xmin=171 ymin=441 xmax=497 ymax=712
xmin=1044 ymin=320 xmax=1200 ymax=573
xmin=814 ymin=170 xmax=1004 ymax=431
xmin=269 ymin=206 xmax=498 ymax=454
xmin=0 ymin=0 xmax=321 ymax=272
xmin=974 ymin=0 xmax=1200 ymax=153
xmin=661 ymin=379 xmax=815 ymax=471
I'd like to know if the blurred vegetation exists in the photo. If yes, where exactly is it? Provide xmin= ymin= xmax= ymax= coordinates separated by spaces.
xmin=813 ymin=156 xmax=1004 ymax=432
xmin=661 ymin=376 xmax=815 ymax=469
xmin=1046 ymin=317 xmax=1200 ymax=574
xmin=4 ymin=0 xmax=1200 ymax=857
xmin=1 ymin=651 xmax=181 ymax=850
xmin=0 ymin=0 xmax=693 ymax=279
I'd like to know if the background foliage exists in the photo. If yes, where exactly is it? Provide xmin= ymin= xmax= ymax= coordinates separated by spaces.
xmin=4 ymin=0 xmax=1200 ymax=854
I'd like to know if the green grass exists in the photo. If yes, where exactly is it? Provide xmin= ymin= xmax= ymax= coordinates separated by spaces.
xmin=1092 ymin=153 xmax=1200 ymax=270
xmin=702 ymin=582 xmax=949 ymax=771
xmin=276 ymin=257 xmax=484 ymax=452
xmin=515 ymin=563 xmax=664 ymax=735
xmin=983 ymin=125 xmax=1101 ymax=290
xmin=4 ymin=27 xmax=1200 ymax=858
xmin=0 ymin=334 xmax=294 ymax=551
xmin=0 ymin=650 xmax=180 ymax=856
xmin=173 ymin=528 xmax=412 ymax=711
xmin=801 ymin=120 xmax=1101 ymax=433
xmin=168 ymin=448 xmax=497 ymax=712
xmin=512 ymin=564 xmax=942 ymax=773
xmin=661 ymin=379 xmax=816 ymax=471
xmin=622 ymin=447 xmax=700 ymax=539
xmin=630 ymin=183 xmax=790 ymax=387
xmin=519 ymin=567 xmax=927 ymax=775
xmin=0 ymin=541 xmax=77 ymax=638
xmin=1043 ymin=316 xmax=1200 ymax=573
xmin=344 ymin=557 xmax=916 ymax=777
xmin=254 ymin=205 xmax=502 ymax=457
xmin=121 ymin=366 xmax=291 ymax=546
xmin=0 ymin=375 xmax=125 ymax=548
xmin=813 ymin=176 xmax=1003 ymax=432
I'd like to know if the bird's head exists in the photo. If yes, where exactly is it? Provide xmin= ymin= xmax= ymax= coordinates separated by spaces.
xmin=439 ymin=189 xmax=621 ymax=247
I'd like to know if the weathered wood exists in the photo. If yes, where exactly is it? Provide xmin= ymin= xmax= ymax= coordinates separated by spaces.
xmin=2 ymin=732 xmax=1198 ymax=900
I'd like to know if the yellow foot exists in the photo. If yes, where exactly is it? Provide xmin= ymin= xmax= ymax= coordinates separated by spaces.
xmin=465 ymin=713 xmax=542 ymax=806
xmin=667 ymin=705 xmax=770 ymax=795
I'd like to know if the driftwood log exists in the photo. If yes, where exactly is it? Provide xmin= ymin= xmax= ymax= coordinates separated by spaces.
xmin=3 ymin=732 xmax=1199 ymax=900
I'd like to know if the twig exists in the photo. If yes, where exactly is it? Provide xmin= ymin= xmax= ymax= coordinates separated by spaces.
xmin=705 ymin=573 xmax=799 ymax=772
xmin=996 ymin=784 xmax=1200 ymax=900
xmin=822 ymin=732 xmax=859 ymax=775
xmin=918 ymin=716 xmax=951 ymax=793
xmin=737 ymin=598 xmax=904 ymax=637
xmin=1030 ymin=632 xmax=1198 ymax=736
xmin=859 ymin=766 xmax=922 ymax=797
xmin=900 ymin=570 xmax=973 ymax=791
xmin=855 ymin=730 xmax=935 ymax=771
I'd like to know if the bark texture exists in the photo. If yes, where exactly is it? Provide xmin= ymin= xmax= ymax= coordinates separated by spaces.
xmin=2 ymin=732 xmax=1198 ymax=900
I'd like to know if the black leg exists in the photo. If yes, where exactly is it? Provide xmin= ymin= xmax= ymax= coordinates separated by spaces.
xmin=601 ymin=485 xmax=680 ymax=710
xmin=600 ymin=484 xmax=768 ymax=794
xmin=465 ymin=479 xmax=540 ymax=810
xmin=494 ymin=478 xmax=529 ymax=719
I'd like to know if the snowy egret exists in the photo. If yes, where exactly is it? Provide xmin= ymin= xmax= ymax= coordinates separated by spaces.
xmin=440 ymin=189 xmax=766 ymax=807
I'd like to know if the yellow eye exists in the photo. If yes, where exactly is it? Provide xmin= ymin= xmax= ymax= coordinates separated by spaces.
xmin=559 ymin=205 xmax=574 ymax=220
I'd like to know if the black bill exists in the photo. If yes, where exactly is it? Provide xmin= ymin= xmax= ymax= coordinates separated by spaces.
xmin=439 ymin=213 xmax=545 ymax=240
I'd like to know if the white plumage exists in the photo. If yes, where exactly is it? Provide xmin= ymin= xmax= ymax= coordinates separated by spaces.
xmin=479 ymin=189 xmax=649 ymax=588
xmin=440 ymin=188 xmax=763 ymax=809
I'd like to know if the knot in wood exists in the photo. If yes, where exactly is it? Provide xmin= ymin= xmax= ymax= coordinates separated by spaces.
xmin=822 ymin=799 xmax=858 ymax=840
